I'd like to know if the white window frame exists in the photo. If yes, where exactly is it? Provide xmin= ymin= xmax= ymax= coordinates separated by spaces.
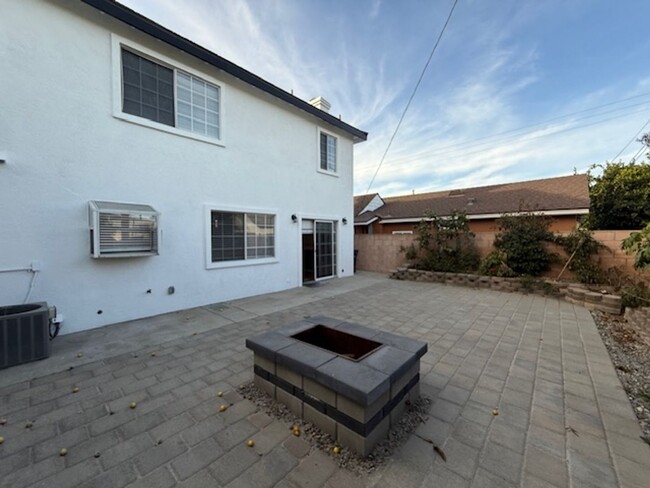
xmin=111 ymin=34 xmax=225 ymax=147
xmin=317 ymin=128 xmax=339 ymax=177
xmin=204 ymin=205 xmax=279 ymax=269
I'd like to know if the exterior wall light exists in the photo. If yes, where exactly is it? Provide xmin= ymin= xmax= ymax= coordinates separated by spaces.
xmin=291 ymin=214 xmax=298 ymax=223
xmin=342 ymin=218 xmax=348 ymax=225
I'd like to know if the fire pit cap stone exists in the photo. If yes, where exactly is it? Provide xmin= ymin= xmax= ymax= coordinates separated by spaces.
xmin=374 ymin=331 xmax=427 ymax=357
xmin=275 ymin=341 xmax=336 ymax=378
xmin=245 ymin=332 xmax=295 ymax=361
xmin=359 ymin=345 xmax=418 ymax=382
xmin=315 ymin=356 xmax=390 ymax=405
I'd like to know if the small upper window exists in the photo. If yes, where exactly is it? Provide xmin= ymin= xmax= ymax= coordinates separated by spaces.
xmin=121 ymin=48 xmax=221 ymax=139
xmin=320 ymin=132 xmax=337 ymax=173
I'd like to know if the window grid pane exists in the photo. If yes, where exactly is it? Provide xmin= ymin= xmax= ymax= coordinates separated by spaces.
xmin=121 ymin=49 xmax=174 ymax=126
xmin=177 ymin=71 xmax=220 ymax=139
xmin=319 ymin=133 xmax=337 ymax=172
xmin=212 ymin=211 xmax=274 ymax=262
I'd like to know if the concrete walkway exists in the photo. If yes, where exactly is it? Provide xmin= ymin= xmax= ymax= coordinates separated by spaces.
xmin=0 ymin=273 xmax=648 ymax=487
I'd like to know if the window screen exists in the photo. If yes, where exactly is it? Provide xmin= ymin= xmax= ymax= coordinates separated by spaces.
xmin=320 ymin=133 xmax=337 ymax=172
xmin=122 ymin=49 xmax=175 ymax=126
xmin=211 ymin=211 xmax=275 ymax=262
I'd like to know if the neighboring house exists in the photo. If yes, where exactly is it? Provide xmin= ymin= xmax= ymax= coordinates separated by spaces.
xmin=354 ymin=174 xmax=589 ymax=234
xmin=0 ymin=0 xmax=366 ymax=334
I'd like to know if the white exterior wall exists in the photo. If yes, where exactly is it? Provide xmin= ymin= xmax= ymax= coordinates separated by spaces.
xmin=0 ymin=0 xmax=358 ymax=334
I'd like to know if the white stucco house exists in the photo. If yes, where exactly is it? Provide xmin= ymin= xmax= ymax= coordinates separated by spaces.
xmin=0 ymin=0 xmax=367 ymax=335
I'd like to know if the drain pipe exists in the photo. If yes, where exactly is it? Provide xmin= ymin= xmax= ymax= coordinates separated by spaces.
xmin=0 ymin=263 xmax=40 ymax=303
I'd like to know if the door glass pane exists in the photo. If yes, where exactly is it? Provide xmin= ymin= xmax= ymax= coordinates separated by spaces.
xmin=315 ymin=221 xmax=335 ymax=279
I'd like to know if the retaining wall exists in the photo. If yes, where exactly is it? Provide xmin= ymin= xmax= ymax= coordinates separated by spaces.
xmin=390 ymin=267 xmax=623 ymax=315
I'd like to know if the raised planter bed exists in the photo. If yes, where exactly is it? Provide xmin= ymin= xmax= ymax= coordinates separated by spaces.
xmin=390 ymin=267 xmax=623 ymax=315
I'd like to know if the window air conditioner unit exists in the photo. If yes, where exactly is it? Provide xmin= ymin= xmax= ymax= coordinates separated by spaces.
xmin=89 ymin=201 xmax=159 ymax=258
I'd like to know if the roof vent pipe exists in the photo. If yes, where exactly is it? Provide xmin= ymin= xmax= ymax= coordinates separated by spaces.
xmin=308 ymin=96 xmax=331 ymax=113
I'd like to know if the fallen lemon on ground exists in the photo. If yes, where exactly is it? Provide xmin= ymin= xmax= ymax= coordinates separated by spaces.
xmin=72 ymin=387 xmax=79 ymax=393
xmin=0 ymin=436 xmax=4 ymax=444
xmin=247 ymin=439 xmax=254 ymax=447
xmin=217 ymin=391 xmax=224 ymax=397
xmin=59 ymin=448 xmax=68 ymax=456
xmin=332 ymin=446 xmax=341 ymax=455
xmin=219 ymin=404 xmax=227 ymax=412
xmin=492 ymin=408 xmax=499 ymax=416
xmin=129 ymin=402 xmax=137 ymax=409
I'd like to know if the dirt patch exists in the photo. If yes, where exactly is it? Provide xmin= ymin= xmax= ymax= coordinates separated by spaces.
xmin=592 ymin=311 xmax=650 ymax=444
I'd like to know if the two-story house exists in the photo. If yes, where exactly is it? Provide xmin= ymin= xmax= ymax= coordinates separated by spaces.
xmin=0 ymin=0 xmax=367 ymax=334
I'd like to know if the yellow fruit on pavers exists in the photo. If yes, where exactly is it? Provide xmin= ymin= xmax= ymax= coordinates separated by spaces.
xmin=246 ymin=439 xmax=255 ymax=447
xmin=332 ymin=446 xmax=341 ymax=455
xmin=59 ymin=448 xmax=68 ymax=456
xmin=219 ymin=404 xmax=227 ymax=412
xmin=0 ymin=436 xmax=5 ymax=444
xmin=72 ymin=387 xmax=80 ymax=394
xmin=217 ymin=391 xmax=224 ymax=397
xmin=129 ymin=402 xmax=137 ymax=409
xmin=292 ymin=428 xmax=300 ymax=437
xmin=492 ymin=408 xmax=499 ymax=416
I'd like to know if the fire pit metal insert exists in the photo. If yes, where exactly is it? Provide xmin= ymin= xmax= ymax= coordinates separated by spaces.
xmin=291 ymin=324 xmax=382 ymax=361
xmin=246 ymin=316 xmax=427 ymax=456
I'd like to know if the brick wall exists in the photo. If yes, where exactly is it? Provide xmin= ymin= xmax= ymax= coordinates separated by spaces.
xmin=354 ymin=230 xmax=649 ymax=279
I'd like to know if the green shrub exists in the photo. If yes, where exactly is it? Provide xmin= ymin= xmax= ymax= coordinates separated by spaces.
xmin=620 ymin=281 xmax=650 ymax=308
xmin=479 ymin=251 xmax=516 ymax=277
xmin=554 ymin=227 xmax=606 ymax=284
xmin=621 ymin=222 xmax=650 ymax=270
xmin=493 ymin=211 xmax=556 ymax=276
xmin=401 ymin=211 xmax=480 ymax=273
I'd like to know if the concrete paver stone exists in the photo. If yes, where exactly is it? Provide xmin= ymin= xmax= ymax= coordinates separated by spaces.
xmin=0 ymin=273 xmax=648 ymax=487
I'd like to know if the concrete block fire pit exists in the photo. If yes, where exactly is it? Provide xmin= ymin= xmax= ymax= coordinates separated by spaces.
xmin=245 ymin=316 xmax=427 ymax=456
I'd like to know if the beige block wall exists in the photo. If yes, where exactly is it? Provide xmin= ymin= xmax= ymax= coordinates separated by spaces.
xmin=355 ymin=230 xmax=649 ymax=280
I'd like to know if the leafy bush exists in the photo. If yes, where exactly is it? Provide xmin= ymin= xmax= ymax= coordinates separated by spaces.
xmin=587 ymin=161 xmax=650 ymax=230
xmin=620 ymin=281 xmax=650 ymax=308
xmin=479 ymin=251 xmax=516 ymax=277
xmin=493 ymin=211 xmax=556 ymax=276
xmin=554 ymin=227 xmax=606 ymax=284
xmin=401 ymin=211 xmax=480 ymax=273
xmin=621 ymin=222 xmax=650 ymax=270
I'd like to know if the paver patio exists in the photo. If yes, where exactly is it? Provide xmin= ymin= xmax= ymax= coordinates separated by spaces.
xmin=1 ymin=273 xmax=648 ymax=487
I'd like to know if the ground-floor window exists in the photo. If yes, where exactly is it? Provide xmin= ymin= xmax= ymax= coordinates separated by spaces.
xmin=211 ymin=211 xmax=275 ymax=262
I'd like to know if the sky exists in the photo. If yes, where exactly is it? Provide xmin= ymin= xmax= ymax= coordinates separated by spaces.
xmin=120 ymin=0 xmax=650 ymax=197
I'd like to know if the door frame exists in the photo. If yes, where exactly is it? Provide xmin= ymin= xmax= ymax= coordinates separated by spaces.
xmin=298 ymin=214 xmax=340 ymax=286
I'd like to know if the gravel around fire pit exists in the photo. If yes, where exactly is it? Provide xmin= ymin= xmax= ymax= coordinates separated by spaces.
xmin=592 ymin=311 xmax=650 ymax=444
xmin=240 ymin=382 xmax=432 ymax=475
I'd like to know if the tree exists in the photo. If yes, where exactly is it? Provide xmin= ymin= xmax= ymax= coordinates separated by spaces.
xmin=587 ymin=135 xmax=650 ymax=230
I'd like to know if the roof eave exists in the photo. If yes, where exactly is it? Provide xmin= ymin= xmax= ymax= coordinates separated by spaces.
xmin=81 ymin=0 xmax=368 ymax=142
xmin=379 ymin=208 xmax=590 ymax=224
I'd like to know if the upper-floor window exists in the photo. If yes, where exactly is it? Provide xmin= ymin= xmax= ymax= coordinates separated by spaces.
xmin=320 ymin=132 xmax=337 ymax=173
xmin=121 ymin=48 xmax=221 ymax=140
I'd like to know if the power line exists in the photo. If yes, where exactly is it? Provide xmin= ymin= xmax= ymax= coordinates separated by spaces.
xmin=379 ymin=106 xmax=650 ymax=170
xmin=383 ymin=99 xmax=650 ymax=165
xmin=610 ymin=115 xmax=650 ymax=161
xmin=365 ymin=0 xmax=459 ymax=193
